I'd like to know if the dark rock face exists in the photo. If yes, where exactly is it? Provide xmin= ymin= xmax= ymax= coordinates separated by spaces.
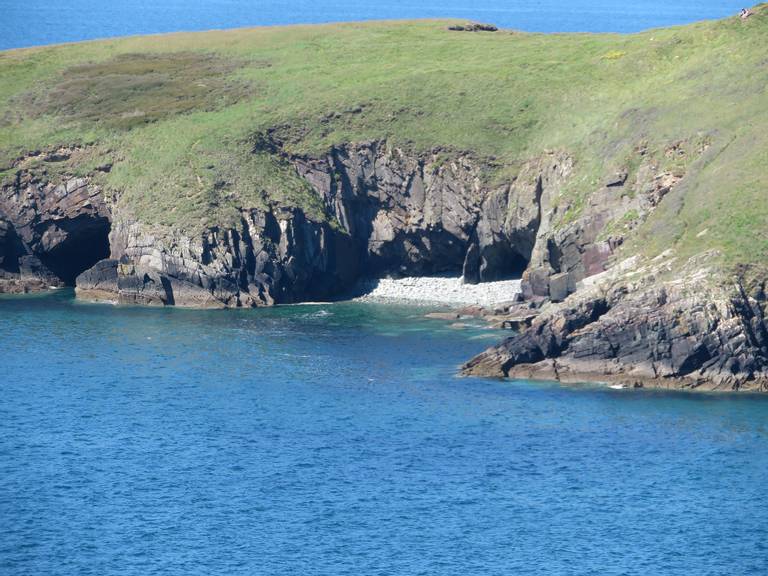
xmin=94 ymin=207 xmax=360 ymax=307
xmin=1 ymin=138 xmax=691 ymax=314
xmin=79 ymin=140 xmax=574 ymax=307
xmin=0 ymin=216 xmax=20 ymax=273
xmin=74 ymin=258 xmax=118 ymax=301
xmin=0 ymin=167 xmax=111 ymax=292
xmin=292 ymin=141 xmax=570 ymax=284
xmin=464 ymin=255 xmax=768 ymax=392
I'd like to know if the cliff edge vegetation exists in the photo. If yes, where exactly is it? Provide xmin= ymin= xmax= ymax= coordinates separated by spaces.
xmin=0 ymin=8 xmax=766 ymax=263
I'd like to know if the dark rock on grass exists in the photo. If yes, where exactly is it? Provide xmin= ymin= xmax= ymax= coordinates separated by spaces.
xmin=606 ymin=171 xmax=628 ymax=187
xmin=448 ymin=23 xmax=499 ymax=32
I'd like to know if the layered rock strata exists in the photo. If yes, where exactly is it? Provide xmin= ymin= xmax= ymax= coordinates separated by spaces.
xmin=0 ymin=161 xmax=110 ymax=293
xmin=0 ymin=139 xmax=704 ymax=308
xmin=463 ymin=253 xmax=768 ymax=392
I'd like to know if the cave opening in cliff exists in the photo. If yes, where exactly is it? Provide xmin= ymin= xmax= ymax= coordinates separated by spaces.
xmin=500 ymin=252 xmax=529 ymax=279
xmin=41 ymin=217 xmax=111 ymax=285
xmin=479 ymin=246 xmax=529 ymax=282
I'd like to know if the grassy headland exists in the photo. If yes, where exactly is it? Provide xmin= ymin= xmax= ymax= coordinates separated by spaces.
xmin=1 ymin=6 xmax=766 ymax=271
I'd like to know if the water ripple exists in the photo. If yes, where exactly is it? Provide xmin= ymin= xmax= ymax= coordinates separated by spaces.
xmin=1 ymin=292 xmax=767 ymax=575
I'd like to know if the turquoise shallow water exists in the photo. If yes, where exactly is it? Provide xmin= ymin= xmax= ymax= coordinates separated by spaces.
xmin=1 ymin=291 xmax=767 ymax=575
xmin=0 ymin=0 xmax=749 ymax=50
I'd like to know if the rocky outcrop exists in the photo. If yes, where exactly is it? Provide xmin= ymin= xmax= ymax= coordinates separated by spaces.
xmin=0 ymin=154 xmax=111 ymax=292
xmin=521 ymin=144 xmax=687 ymax=303
xmin=464 ymin=252 xmax=768 ymax=392
xmin=290 ymin=140 xmax=572 ymax=283
xmin=4 ymin=139 xmax=766 ymax=391
xmin=79 ymin=207 xmax=358 ymax=307
xmin=0 ymin=137 xmax=702 ymax=316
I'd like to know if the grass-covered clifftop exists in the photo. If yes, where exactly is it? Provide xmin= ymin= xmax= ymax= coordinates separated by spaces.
xmin=1 ymin=6 xmax=767 ymax=271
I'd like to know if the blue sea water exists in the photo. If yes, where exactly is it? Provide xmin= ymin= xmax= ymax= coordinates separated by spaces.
xmin=0 ymin=0 xmax=750 ymax=50
xmin=1 ymin=291 xmax=767 ymax=575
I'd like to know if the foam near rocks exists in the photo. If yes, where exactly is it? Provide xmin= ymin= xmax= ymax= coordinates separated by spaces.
xmin=353 ymin=276 xmax=522 ymax=306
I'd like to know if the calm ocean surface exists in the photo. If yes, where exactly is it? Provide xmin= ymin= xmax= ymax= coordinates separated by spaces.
xmin=0 ymin=0 xmax=749 ymax=50
xmin=1 ymin=291 xmax=767 ymax=575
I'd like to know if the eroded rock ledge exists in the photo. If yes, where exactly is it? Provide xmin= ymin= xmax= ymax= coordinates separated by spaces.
xmin=463 ymin=253 xmax=768 ymax=392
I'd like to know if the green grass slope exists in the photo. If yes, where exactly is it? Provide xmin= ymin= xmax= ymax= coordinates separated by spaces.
xmin=1 ymin=6 xmax=766 ymax=271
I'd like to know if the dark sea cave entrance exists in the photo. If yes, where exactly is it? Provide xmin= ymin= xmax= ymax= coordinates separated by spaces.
xmin=41 ymin=217 xmax=112 ymax=286
xmin=492 ymin=252 xmax=528 ymax=281
xmin=479 ymin=245 xmax=530 ymax=283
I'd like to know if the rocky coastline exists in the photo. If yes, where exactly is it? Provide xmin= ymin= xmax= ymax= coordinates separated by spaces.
xmin=0 ymin=136 xmax=657 ymax=306
xmin=463 ymin=253 xmax=768 ymax=392
xmin=1 ymin=138 xmax=766 ymax=392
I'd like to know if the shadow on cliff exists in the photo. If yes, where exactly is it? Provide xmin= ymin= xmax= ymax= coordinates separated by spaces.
xmin=40 ymin=216 xmax=111 ymax=285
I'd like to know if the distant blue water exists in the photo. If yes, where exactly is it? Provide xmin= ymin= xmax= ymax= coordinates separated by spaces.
xmin=0 ymin=0 xmax=750 ymax=50
xmin=1 ymin=291 xmax=767 ymax=575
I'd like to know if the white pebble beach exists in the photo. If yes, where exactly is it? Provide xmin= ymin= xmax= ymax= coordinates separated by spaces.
xmin=353 ymin=276 xmax=522 ymax=306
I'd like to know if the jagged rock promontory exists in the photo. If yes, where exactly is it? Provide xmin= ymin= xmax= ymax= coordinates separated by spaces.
xmin=463 ymin=253 xmax=768 ymax=391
